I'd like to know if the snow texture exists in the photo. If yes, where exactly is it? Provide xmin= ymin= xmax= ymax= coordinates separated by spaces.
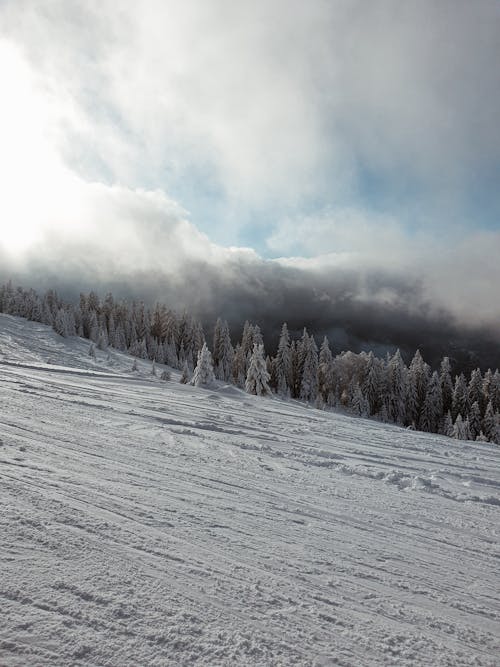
xmin=1 ymin=313 xmax=499 ymax=666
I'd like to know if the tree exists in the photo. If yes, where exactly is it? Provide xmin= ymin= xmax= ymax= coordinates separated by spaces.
xmin=362 ymin=351 xmax=380 ymax=416
xmin=441 ymin=410 xmax=454 ymax=437
xmin=468 ymin=401 xmax=481 ymax=440
xmin=213 ymin=319 xmax=234 ymax=382
xmin=387 ymin=350 xmax=408 ymax=425
xmin=468 ymin=369 xmax=483 ymax=412
xmin=245 ymin=344 xmax=271 ymax=396
xmin=180 ymin=361 xmax=190 ymax=384
xmin=452 ymin=414 xmax=468 ymax=440
xmin=408 ymin=350 xmax=430 ymax=422
xmin=452 ymin=374 xmax=468 ymax=420
xmin=191 ymin=343 xmax=215 ymax=388
xmin=350 ymin=382 xmax=369 ymax=417
xmin=299 ymin=334 xmax=318 ymax=403
xmin=420 ymin=371 xmax=443 ymax=433
xmin=440 ymin=356 xmax=454 ymax=416
xmin=482 ymin=402 xmax=497 ymax=442
xmin=274 ymin=323 xmax=292 ymax=397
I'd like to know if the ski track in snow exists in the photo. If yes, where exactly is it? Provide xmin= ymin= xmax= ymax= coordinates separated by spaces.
xmin=0 ymin=313 xmax=499 ymax=666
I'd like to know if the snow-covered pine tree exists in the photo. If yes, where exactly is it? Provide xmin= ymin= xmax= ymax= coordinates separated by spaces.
xmin=274 ymin=323 xmax=292 ymax=397
xmin=180 ymin=361 xmax=190 ymax=384
xmin=482 ymin=369 xmax=493 ymax=413
xmin=452 ymin=414 xmax=467 ymax=440
xmin=441 ymin=410 xmax=454 ymax=437
xmin=97 ymin=327 xmax=108 ymax=350
xmin=468 ymin=401 xmax=481 ymax=440
xmin=361 ymin=351 xmax=379 ymax=416
xmin=191 ymin=343 xmax=215 ymax=388
xmin=387 ymin=350 xmax=408 ymax=425
xmin=419 ymin=371 xmax=443 ymax=433
xmin=468 ymin=369 xmax=483 ymax=413
xmin=213 ymin=319 xmax=233 ymax=382
xmin=482 ymin=401 xmax=497 ymax=442
xmin=408 ymin=350 xmax=430 ymax=424
xmin=245 ymin=344 xmax=271 ymax=396
xmin=299 ymin=334 xmax=318 ymax=403
xmin=491 ymin=370 xmax=500 ymax=412
xmin=350 ymin=382 xmax=369 ymax=417
xmin=452 ymin=374 xmax=468 ymax=420
xmin=439 ymin=356 xmax=454 ymax=416
xmin=231 ymin=343 xmax=246 ymax=387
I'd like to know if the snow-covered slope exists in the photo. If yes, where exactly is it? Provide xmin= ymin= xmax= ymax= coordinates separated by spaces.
xmin=1 ymin=313 xmax=499 ymax=666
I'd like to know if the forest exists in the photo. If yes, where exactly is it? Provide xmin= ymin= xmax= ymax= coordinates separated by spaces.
xmin=1 ymin=280 xmax=499 ymax=444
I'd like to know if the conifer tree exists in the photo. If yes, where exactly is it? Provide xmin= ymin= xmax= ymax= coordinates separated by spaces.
xmin=468 ymin=369 xmax=483 ymax=412
xmin=245 ymin=344 xmax=271 ymax=396
xmin=482 ymin=402 xmax=497 ymax=442
xmin=299 ymin=334 xmax=318 ymax=403
xmin=180 ymin=361 xmax=190 ymax=384
xmin=439 ymin=356 xmax=454 ymax=415
xmin=420 ymin=371 xmax=443 ymax=433
xmin=452 ymin=414 xmax=467 ymax=440
xmin=468 ymin=401 xmax=481 ymax=440
xmin=362 ymin=351 xmax=379 ymax=416
xmin=452 ymin=374 xmax=468 ymax=420
xmin=387 ymin=350 xmax=408 ymax=425
xmin=274 ymin=323 xmax=292 ymax=397
xmin=441 ymin=410 xmax=454 ymax=437
xmin=191 ymin=343 xmax=215 ymax=388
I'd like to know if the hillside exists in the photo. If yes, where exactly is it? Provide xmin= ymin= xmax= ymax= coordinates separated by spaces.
xmin=1 ymin=313 xmax=499 ymax=666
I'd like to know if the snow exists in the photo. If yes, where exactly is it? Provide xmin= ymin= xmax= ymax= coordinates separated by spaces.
xmin=1 ymin=313 xmax=499 ymax=666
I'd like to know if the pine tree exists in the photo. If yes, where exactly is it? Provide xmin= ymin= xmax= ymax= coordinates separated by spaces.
xmin=274 ymin=323 xmax=292 ymax=397
xmin=468 ymin=401 xmax=481 ymax=440
xmin=482 ymin=402 xmax=497 ymax=442
xmin=131 ymin=358 xmax=138 ymax=372
xmin=351 ymin=382 xmax=369 ymax=417
xmin=245 ymin=344 xmax=271 ymax=396
xmin=213 ymin=319 xmax=234 ymax=382
xmin=420 ymin=371 xmax=443 ymax=433
xmin=362 ymin=351 xmax=379 ymax=416
xmin=452 ymin=414 xmax=467 ymax=440
xmin=409 ymin=350 xmax=430 ymax=419
xmin=439 ymin=356 xmax=454 ymax=416
xmin=191 ymin=343 xmax=215 ymax=388
xmin=180 ymin=361 xmax=190 ymax=384
xmin=441 ymin=410 xmax=454 ymax=437
xmin=232 ymin=344 xmax=247 ymax=387
xmin=468 ymin=369 xmax=483 ymax=412
xmin=452 ymin=374 xmax=468 ymax=420
xmin=300 ymin=334 xmax=318 ymax=403
xmin=387 ymin=350 xmax=408 ymax=425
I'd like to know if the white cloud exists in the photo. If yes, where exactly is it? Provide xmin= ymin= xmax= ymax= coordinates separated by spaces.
xmin=0 ymin=1 xmax=499 ymax=332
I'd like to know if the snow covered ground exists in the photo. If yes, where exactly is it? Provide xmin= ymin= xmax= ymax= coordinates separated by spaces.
xmin=1 ymin=313 xmax=499 ymax=666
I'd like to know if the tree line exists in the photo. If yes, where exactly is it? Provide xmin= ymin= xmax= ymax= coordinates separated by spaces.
xmin=1 ymin=281 xmax=499 ymax=444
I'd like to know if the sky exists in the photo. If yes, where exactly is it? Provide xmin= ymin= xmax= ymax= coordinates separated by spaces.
xmin=0 ymin=1 xmax=499 ymax=361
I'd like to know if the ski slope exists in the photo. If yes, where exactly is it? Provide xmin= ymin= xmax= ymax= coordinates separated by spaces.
xmin=1 ymin=313 xmax=499 ymax=666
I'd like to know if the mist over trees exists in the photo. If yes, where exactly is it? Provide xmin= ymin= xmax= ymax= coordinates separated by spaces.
xmin=1 ymin=280 xmax=499 ymax=445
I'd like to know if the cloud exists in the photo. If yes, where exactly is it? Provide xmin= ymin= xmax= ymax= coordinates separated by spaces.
xmin=0 ymin=2 xmax=499 ymax=371
xmin=2 ymin=1 xmax=499 ymax=234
